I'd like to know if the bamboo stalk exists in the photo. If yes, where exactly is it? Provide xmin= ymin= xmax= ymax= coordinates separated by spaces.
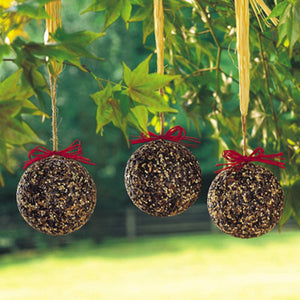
xmin=235 ymin=0 xmax=250 ymax=153
xmin=153 ymin=0 xmax=165 ymax=135
xmin=45 ymin=0 xmax=62 ymax=151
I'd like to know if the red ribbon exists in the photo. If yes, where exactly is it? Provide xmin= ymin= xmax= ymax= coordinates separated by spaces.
xmin=130 ymin=125 xmax=200 ymax=147
xmin=23 ymin=140 xmax=95 ymax=169
xmin=215 ymin=146 xmax=285 ymax=173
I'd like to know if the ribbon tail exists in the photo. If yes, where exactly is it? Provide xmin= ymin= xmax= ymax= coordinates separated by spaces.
xmin=215 ymin=161 xmax=246 ymax=173
xmin=76 ymin=156 xmax=95 ymax=166
xmin=23 ymin=157 xmax=41 ymax=169
xmin=130 ymin=138 xmax=150 ymax=145
xmin=255 ymin=158 xmax=286 ymax=168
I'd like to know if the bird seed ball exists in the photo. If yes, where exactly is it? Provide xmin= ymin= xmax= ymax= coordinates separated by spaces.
xmin=207 ymin=163 xmax=284 ymax=239
xmin=16 ymin=155 xmax=97 ymax=235
xmin=124 ymin=140 xmax=202 ymax=217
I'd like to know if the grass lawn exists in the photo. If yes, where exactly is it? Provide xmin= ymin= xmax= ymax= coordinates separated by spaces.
xmin=0 ymin=231 xmax=300 ymax=300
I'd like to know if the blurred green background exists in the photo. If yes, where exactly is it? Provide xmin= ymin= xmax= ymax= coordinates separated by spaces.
xmin=1 ymin=0 xmax=300 ymax=299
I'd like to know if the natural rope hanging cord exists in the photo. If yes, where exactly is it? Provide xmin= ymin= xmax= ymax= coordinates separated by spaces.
xmin=153 ymin=0 xmax=165 ymax=135
xmin=45 ymin=0 xmax=63 ymax=151
xmin=16 ymin=0 xmax=97 ymax=236
xmin=235 ymin=0 xmax=250 ymax=156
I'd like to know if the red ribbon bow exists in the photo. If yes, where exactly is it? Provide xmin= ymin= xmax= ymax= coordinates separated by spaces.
xmin=215 ymin=146 xmax=285 ymax=173
xmin=130 ymin=125 xmax=200 ymax=147
xmin=23 ymin=140 xmax=95 ymax=169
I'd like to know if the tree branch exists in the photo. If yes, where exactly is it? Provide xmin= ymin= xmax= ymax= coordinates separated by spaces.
xmin=193 ymin=0 xmax=221 ymax=48
xmin=193 ymin=0 xmax=222 ymax=96
xmin=186 ymin=66 xmax=217 ymax=78
xmin=258 ymin=32 xmax=281 ymax=139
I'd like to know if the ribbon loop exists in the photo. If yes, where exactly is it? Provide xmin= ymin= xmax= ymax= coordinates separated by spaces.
xmin=130 ymin=125 xmax=200 ymax=147
xmin=215 ymin=146 xmax=285 ymax=173
xmin=23 ymin=140 xmax=95 ymax=169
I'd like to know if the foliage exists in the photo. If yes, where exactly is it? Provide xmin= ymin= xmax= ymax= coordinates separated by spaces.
xmin=0 ymin=0 xmax=300 ymax=226
xmin=269 ymin=0 xmax=300 ymax=52
xmin=91 ymin=55 xmax=178 ymax=144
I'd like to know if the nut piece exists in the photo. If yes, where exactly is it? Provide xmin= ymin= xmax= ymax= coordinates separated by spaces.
xmin=125 ymin=140 xmax=202 ymax=217
xmin=207 ymin=163 xmax=284 ymax=238
xmin=16 ymin=155 xmax=97 ymax=235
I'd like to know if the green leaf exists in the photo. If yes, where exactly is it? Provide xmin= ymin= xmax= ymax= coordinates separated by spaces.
xmin=81 ymin=0 xmax=110 ymax=13
xmin=0 ymin=141 xmax=11 ymax=174
xmin=104 ymin=0 xmax=124 ymax=29
xmin=0 ymin=44 xmax=11 ymax=63
xmin=278 ymin=192 xmax=293 ymax=230
xmin=128 ymin=88 xmax=177 ymax=113
xmin=277 ymin=2 xmax=300 ymax=52
xmin=140 ymin=73 xmax=180 ymax=90
xmin=290 ymin=3 xmax=300 ymax=50
xmin=129 ymin=3 xmax=153 ymax=43
xmin=17 ymin=28 xmax=104 ymax=73
xmin=0 ymin=70 xmax=45 ymax=119
xmin=21 ymin=100 xmax=49 ymax=117
xmin=6 ymin=1 xmax=50 ymax=19
xmin=269 ymin=1 xmax=289 ymax=18
xmin=121 ymin=0 xmax=132 ymax=28
xmin=118 ymin=92 xmax=130 ymax=117
xmin=289 ymin=180 xmax=300 ymax=227
xmin=123 ymin=62 xmax=132 ymax=87
xmin=50 ymin=28 xmax=105 ymax=64
xmin=0 ymin=70 xmax=22 ymax=97
xmin=96 ymin=101 xmax=114 ymax=134
xmin=82 ymin=0 xmax=131 ymax=29
xmin=129 ymin=105 xmax=148 ymax=133
xmin=91 ymin=82 xmax=113 ymax=105
xmin=123 ymin=54 xmax=152 ymax=87
xmin=0 ymin=101 xmax=22 ymax=118
xmin=123 ymin=56 xmax=178 ymax=113
xmin=52 ymin=28 xmax=105 ymax=47
xmin=91 ymin=83 xmax=114 ymax=133
xmin=109 ymin=98 xmax=129 ymax=145
xmin=0 ymin=70 xmax=36 ymax=105
xmin=1 ymin=118 xmax=44 ymax=146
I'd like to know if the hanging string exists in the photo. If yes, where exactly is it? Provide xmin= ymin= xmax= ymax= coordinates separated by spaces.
xmin=153 ymin=0 xmax=165 ymax=135
xmin=235 ymin=0 xmax=250 ymax=156
xmin=45 ymin=0 xmax=62 ymax=151
xmin=49 ymin=76 xmax=58 ymax=151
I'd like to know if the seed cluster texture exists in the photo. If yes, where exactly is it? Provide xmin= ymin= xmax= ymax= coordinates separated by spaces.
xmin=16 ymin=156 xmax=97 ymax=235
xmin=125 ymin=140 xmax=202 ymax=217
xmin=207 ymin=163 xmax=284 ymax=238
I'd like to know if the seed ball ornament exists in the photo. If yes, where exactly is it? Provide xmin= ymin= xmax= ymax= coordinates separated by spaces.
xmin=207 ymin=147 xmax=285 ymax=238
xmin=16 ymin=2 xmax=97 ymax=235
xmin=16 ymin=141 xmax=97 ymax=235
xmin=125 ymin=126 xmax=202 ymax=217
xmin=207 ymin=0 xmax=285 ymax=239
xmin=125 ymin=2 xmax=202 ymax=216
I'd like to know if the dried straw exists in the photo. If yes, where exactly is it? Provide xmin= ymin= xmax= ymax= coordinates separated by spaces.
xmin=235 ymin=0 xmax=250 ymax=118
xmin=250 ymin=0 xmax=278 ymax=30
xmin=235 ymin=0 xmax=250 ymax=155
xmin=153 ymin=0 xmax=165 ymax=134
xmin=45 ymin=0 xmax=63 ymax=77
xmin=45 ymin=0 xmax=62 ymax=151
